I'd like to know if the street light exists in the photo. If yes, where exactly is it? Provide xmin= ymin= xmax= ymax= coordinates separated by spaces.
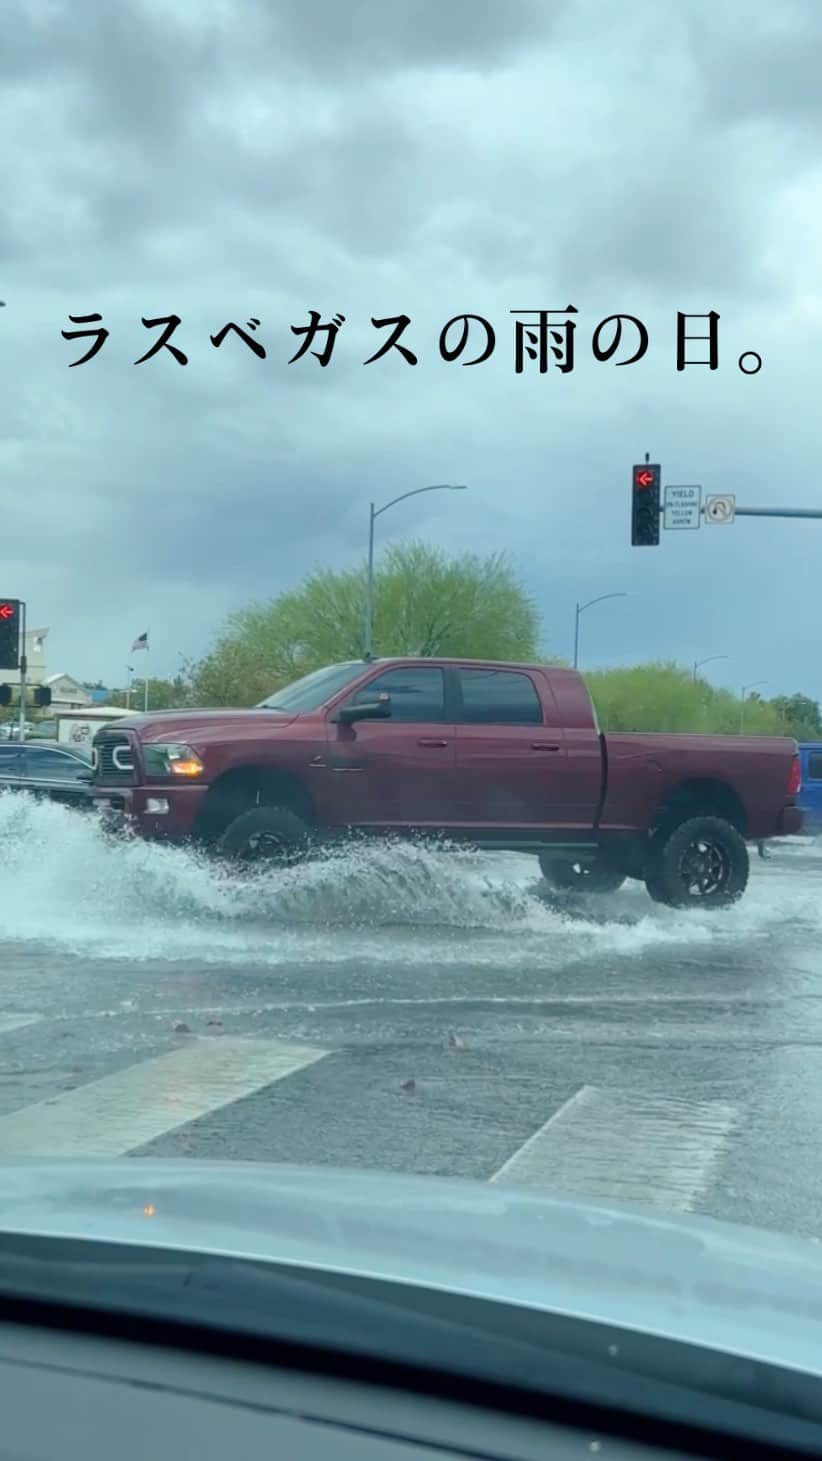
xmin=573 ymin=593 xmax=628 ymax=670
xmin=740 ymin=680 xmax=768 ymax=733
xmin=363 ymin=484 xmax=467 ymax=658
xmin=693 ymin=654 xmax=728 ymax=683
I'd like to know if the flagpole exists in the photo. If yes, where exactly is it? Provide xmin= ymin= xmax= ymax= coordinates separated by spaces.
xmin=125 ymin=665 xmax=132 ymax=710
xmin=144 ymin=629 xmax=149 ymax=712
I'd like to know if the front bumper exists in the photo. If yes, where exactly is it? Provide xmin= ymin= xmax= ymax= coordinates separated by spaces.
xmin=92 ymin=784 xmax=207 ymax=841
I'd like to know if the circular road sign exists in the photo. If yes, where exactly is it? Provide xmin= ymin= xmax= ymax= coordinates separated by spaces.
xmin=705 ymin=494 xmax=735 ymax=524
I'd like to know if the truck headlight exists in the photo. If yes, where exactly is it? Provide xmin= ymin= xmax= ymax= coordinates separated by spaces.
xmin=143 ymin=743 xmax=204 ymax=778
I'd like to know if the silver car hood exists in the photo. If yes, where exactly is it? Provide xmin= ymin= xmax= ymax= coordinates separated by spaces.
xmin=1 ymin=1158 xmax=821 ymax=1376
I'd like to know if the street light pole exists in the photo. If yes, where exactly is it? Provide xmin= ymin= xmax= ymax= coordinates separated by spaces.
xmin=363 ymin=484 xmax=467 ymax=659
xmin=740 ymin=680 xmax=768 ymax=733
xmin=573 ymin=593 xmax=628 ymax=670
xmin=693 ymin=654 xmax=728 ymax=683
xmin=365 ymin=501 xmax=376 ymax=660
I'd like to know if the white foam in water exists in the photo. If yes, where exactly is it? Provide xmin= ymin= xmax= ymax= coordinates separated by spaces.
xmin=0 ymin=790 xmax=819 ymax=968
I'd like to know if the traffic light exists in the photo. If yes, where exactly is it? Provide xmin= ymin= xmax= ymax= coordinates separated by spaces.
xmin=33 ymin=685 xmax=51 ymax=708
xmin=0 ymin=599 xmax=20 ymax=669
xmin=631 ymin=463 xmax=661 ymax=546
xmin=0 ymin=684 xmax=11 ymax=707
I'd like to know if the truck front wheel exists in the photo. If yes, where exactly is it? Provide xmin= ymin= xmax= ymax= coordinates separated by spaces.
xmin=539 ymin=856 xmax=626 ymax=895
xmin=216 ymin=805 xmax=311 ymax=866
xmin=645 ymin=815 xmax=748 ymax=909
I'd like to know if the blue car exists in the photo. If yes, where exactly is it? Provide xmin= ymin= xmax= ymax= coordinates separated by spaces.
xmin=797 ymin=742 xmax=822 ymax=834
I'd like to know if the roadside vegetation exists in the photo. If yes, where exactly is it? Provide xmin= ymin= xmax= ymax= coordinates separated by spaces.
xmin=97 ymin=544 xmax=822 ymax=742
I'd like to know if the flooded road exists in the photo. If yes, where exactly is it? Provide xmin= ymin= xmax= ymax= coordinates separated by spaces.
xmin=1 ymin=793 xmax=821 ymax=1241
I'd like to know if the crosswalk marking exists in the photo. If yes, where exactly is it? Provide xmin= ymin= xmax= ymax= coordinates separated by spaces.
xmin=0 ymin=1023 xmax=741 ymax=1209
xmin=490 ymin=1085 xmax=737 ymax=1212
xmin=0 ymin=1014 xmax=42 ymax=1035
xmin=0 ymin=1036 xmax=329 ymax=1157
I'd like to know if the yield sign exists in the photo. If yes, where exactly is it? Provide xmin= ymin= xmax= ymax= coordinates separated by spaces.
xmin=663 ymin=485 xmax=701 ymax=530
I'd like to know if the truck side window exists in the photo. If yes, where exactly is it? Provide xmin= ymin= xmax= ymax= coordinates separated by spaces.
xmin=352 ymin=667 xmax=446 ymax=723
xmin=807 ymin=752 xmax=822 ymax=780
xmin=457 ymin=669 xmax=543 ymax=725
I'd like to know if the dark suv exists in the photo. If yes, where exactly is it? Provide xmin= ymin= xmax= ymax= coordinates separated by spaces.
xmin=0 ymin=739 xmax=94 ymax=810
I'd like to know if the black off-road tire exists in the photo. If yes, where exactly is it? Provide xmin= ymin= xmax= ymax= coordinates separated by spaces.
xmin=216 ymin=805 xmax=311 ymax=866
xmin=645 ymin=815 xmax=748 ymax=909
xmin=539 ymin=855 xmax=627 ymax=895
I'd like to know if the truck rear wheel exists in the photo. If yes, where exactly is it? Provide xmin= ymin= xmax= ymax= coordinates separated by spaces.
xmin=539 ymin=855 xmax=626 ymax=895
xmin=645 ymin=815 xmax=748 ymax=909
xmin=216 ymin=805 xmax=310 ymax=866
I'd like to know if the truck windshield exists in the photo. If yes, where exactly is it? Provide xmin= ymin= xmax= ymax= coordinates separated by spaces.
xmin=256 ymin=662 xmax=363 ymax=712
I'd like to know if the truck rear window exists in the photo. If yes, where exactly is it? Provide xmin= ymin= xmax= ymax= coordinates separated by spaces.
xmin=457 ymin=669 xmax=542 ymax=725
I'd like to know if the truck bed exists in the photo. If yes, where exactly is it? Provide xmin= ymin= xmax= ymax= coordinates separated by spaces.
xmin=602 ymin=731 xmax=800 ymax=840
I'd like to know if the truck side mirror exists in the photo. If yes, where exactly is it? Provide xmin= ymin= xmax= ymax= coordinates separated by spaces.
xmin=331 ymin=697 xmax=392 ymax=725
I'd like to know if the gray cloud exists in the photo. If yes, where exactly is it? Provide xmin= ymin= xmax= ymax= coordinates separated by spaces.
xmin=695 ymin=2 xmax=822 ymax=130
xmin=266 ymin=0 xmax=555 ymax=75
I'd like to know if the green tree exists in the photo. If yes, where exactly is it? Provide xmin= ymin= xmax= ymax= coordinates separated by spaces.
xmin=188 ymin=542 xmax=543 ymax=706
xmin=769 ymin=693 xmax=822 ymax=741
xmin=585 ymin=662 xmax=786 ymax=736
xmin=108 ymin=676 xmax=192 ymax=711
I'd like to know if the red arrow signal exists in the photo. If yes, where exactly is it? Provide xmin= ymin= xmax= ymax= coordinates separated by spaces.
xmin=634 ymin=469 xmax=654 ymax=488
xmin=0 ymin=604 xmax=14 ymax=620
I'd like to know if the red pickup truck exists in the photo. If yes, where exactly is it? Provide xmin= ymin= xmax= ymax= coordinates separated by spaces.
xmin=90 ymin=658 xmax=801 ymax=909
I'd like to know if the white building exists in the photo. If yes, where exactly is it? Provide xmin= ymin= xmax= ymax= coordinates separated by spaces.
xmin=2 ymin=628 xmax=93 ymax=710
xmin=42 ymin=673 xmax=92 ymax=710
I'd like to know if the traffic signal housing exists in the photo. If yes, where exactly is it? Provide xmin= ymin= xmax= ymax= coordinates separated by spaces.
xmin=33 ymin=685 xmax=52 ymax=708
xmin=0 ymin=599 xmax=20 ymax=669
xmin=0 ymin=684 xmax=11 ymax=707
xmin=631 ymin=464 xmax=661 ymax=546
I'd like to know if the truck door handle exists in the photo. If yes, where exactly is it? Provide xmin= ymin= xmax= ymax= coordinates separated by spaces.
xmin=531 ymin=742 xmax=561 ymax=752
xmin=417 ymin=738 xmax=448 ymax=748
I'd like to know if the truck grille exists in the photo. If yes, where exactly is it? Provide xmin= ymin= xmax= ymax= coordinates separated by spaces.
xmin=93 ymin=731 xmax=136 ymax=784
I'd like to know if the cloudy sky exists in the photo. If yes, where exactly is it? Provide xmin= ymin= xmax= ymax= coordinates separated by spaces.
xmin=1 ymin=0 xmax=820 ymax=698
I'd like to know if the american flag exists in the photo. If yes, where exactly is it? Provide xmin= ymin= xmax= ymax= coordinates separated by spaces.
xmin=131 ymin=631 xmax=149 ymax=652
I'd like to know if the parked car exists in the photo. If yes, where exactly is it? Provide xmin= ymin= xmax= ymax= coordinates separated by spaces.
xmin=0 ymin=738 xmax=94 ymax=810
xmin=796 ymin=742 xmax=822 ymax=834
xmin=91 ymin=658 xmax=802 ymax=908
xmin=0 ymin=720 xmax=34 ymax=741
xmin=28 ymin=718 xmax=58 ymax=739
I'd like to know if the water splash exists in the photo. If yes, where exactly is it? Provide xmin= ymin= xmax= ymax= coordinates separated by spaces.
xmin=0 ymin=791 xmax=818 ymax=969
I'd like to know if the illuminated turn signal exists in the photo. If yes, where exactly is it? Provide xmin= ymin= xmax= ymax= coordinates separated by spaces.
xmin=170 ymin=756 xmax=204 ymax=777
xmin=143 ymin=742 xmax=204 ymax=778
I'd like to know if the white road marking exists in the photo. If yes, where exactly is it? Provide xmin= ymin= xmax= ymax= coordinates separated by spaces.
xmin=490 ymin=1084 xmax=738 ymax=1212
xmin=0 ymin=1036 xmax=329 ymax=1157
xmin=0 ymin=1014 xmax=42 ymax=1035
